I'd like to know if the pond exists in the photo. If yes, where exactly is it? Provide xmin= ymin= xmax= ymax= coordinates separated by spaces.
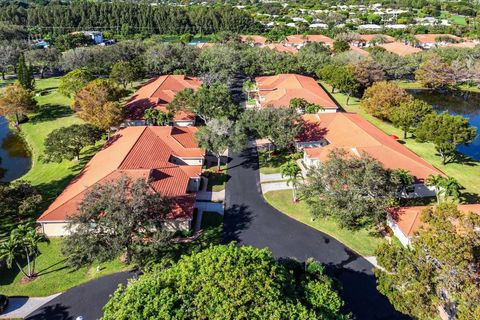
xmin=408 ymin=89 xmax=480 ymax=161
xmin=0 ymin=116 xmax=32 ymax=182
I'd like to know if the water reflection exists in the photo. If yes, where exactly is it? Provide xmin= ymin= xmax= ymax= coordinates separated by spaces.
xmin=0 ymin=116 xmax=32 ymax=182
xmin=409 ymin=89 xmax=480 ymax=161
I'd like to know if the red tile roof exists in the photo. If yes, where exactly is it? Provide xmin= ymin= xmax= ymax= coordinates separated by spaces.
xmin=359 ymin=34 xmax=395 ymax=43
xmin=349 ymin=44 xmax=369 ymax=56
xmin=125 ymin=75 xmax=201 ymax=121
xmin=38 ymin=126 xmax=204 ymax=223
xmin=284 ymin=34 xmax=333 ymax=45
xmin=264 ymin=43 xmax=299 ymax=54
xmin=415 ymin=34 xmax=461 ymax=44
xmin=379 ymin=41 xmax=422 ymax=56
xmin=255 ymin=74 xmax=338 ymax=110
xmin=239 ymin=35 xmax=267 ymax=45
xmin=298 ymin=113 xmax=444 ymax=181
xmin=390 ymin=204 xmax=480 ymax=237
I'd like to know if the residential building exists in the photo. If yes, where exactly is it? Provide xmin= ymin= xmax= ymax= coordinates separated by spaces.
xmin=387 ymin=204 xmax=480 ymax=247
xmin=264 ymin=43 xmax=299 ymax=54
xmin=349 ymin=44 xmax=369 ymax=56
xmin=296 ymin=113 xmax=443 ymax=198
xmin=254 ymin=74 xmax=338 ymax=112
xmin=415 ymin=34 xmax=462 ymax=49
xmin=125 ymin=75 xmax=202 ymax=126
xmin=239 ymin=35 xmax=268 ymax=47
xmin=354 ymin=34 xmax=395 ymax=47
xmin=82 ymin=31 xmax=103 ymax=44
xmin=283 ymin=34 xmax=333 ymax=48
xmin=379 ymin=41 xmax=422 ymax=56
xmin=37 ymin=126 xmax=205 ymax=237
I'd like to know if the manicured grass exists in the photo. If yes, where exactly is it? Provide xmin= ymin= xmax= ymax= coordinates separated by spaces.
xmin=258 ymin=149 xmax=301 ymax=174
xmin=0 ymin=238 xmax=130 ymax=297
xmin=203 ymin=163 xmax=229 ymax=192
xmin=18 ymin=77 xmax=95 ymax=206
xmin=397 ymin=80 xmax=480 ymax=93
xmin=450 ymin=15 xmax=467 ymax=26
xmin=320 ymin=82 xmax=480 ymax=201
xmin=264 ymin=190 xmax=384 ymax=256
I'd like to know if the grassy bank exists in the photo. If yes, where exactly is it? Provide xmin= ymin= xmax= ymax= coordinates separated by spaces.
xmin=320 ymin=82 xmax=480 ymax=201
xmin=264 ymin=190 xmax=384 ymax=256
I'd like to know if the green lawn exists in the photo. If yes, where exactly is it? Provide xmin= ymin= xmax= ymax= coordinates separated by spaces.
xmin=203 ymin=163 xmax=229 ymax=192
xmin=0 ymin=238 xmax=130 ymax=297
xmin=264 ymin=190 xmax=384 ymax=256
xmin=258 ymin=149 xmax=301 ymax=174
xmin=450 ymin=15 xmax=467 ymax=26
xmin=397 ymin=80 xmax=480 ymax=93
xmin=320 ymin=82 xmax=480 ymax=202
xmin=18 ymin=77 xmax=95 ymax=206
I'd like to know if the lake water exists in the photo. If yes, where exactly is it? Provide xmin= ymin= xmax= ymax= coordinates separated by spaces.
xmin=409 ymin=89 xmax=480 ymax=161
xmin=0 ymin=116 xmax=32 ymax=182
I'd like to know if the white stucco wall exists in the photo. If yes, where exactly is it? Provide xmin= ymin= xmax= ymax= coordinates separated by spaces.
xmin=386 ymin=214 xmax=411 ymax=247
xmin=174 ymin=120 xmax=195 ymax=127
xmin=40 ymin=222 xmax=70 ymax=237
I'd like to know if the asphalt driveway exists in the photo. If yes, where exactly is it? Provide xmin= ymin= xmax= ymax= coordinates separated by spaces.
xmin=25 ymin=271 xmax=132 ymax=320
xmin=223 ymin=144 xmax=409 ymax=320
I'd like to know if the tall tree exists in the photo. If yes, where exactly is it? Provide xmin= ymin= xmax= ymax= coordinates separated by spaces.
xmin=169 ymin=83 xmax=239 ymax=123
xmin=72 ymin=79 xmax=125 ymax=134
xmin=416 ymin=112 xmax=477 ymax=165
xmin=16 ymin=54 xmax=34 ymax=90
xmin=390 ymin=99 xmax=434 ymax=139
xmin=143 ymin=108 xmax=172 ymax=126
xmin=43 ymin=124 xmax=103 ymax=162
xmin=195 ymin=117 xmax=246 ymax=171
xmin=24 ymin=48 xmax=60 ymax=79
xmin=0 ymin=223 xmax=48 ymax=279
xmin=281 ymin=160 xmax=303 ymax=202
xmin=59 ymin=68 xmax=95 ymax=98
xmin=416 ymin=54 xmax=456 ymax=90
xmin=110 ymin=60 xmax=140 ymax=89
xmin=426 ymin=174 xmax=461 ymax=203
xmin=361 ymin=81 xmax=412 ymax=121
xmin=301 ymin=149 xmax=399 ymax=230
xmin=0 ymin=82 xmax=37 ymax=127
xmin=375 ymin=204 xmax=480 ymax=320
xmin=103 ymin=244 xmax=348 ymax=320
xmin=62 ymin=177 xmax=172 ymax=268
xmin=241 ymin=107 xmax=303 ymax=151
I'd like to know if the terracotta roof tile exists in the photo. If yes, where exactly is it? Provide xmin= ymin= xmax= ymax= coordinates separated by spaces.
xmin=255 ymin=74 xmax=338 ymax=109
xmin=38 ymin=126 xmax=204 ymax=223
xmin=239 ymin=35 xmax=267 ymax=45
xmin=415 ymin=34 xmax=461 ymax=44
xmin=264 ymin=43 xmax=299 ymax=54
xmin=379 ymin=41 xmax=422 ymax=56
xmin=299 ymin=113 xmax=444 ymax=181
xmin=359 ymin=34 xmax=395 ymax=43
xmin=125 ymin=75 xmax=201 ymax=121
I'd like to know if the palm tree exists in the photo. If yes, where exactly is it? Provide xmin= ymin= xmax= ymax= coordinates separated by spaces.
xmin=426 ymin=174 xmax=445 ymax=204
xmin=0 ymin=224 xmax=48 ymax=279
xmin=281 ymin=160 xmax=303 ymax=202
xmin=0 ymin=233 xmax=28 ymax=278
xmin=144 ymin=107 xmax=158 ymax=126
xmin=440 ymin=177 xmax=461 ymax=202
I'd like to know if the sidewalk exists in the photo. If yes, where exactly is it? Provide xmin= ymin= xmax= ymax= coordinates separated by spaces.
xmin=0 ymin=293 xmax=61 ymax=319
xmin=196 ymin=190 xmax=225 ymax=202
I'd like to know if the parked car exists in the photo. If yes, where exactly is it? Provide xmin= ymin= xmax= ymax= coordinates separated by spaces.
xmin=0 ymin=295 xmax=8 ymax=313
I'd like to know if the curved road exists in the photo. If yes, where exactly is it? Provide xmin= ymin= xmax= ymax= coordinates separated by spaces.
xmin=223 ymin=144 xmax=409 ymax=320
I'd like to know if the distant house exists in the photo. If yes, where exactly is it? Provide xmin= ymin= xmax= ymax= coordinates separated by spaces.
xmin=349 ymin=44 xmax=369 ymax=56
xmin=239 ymin=35 xmax=268 ymax=47
xmin=254 ymin=74 xmax=338 ymax=112
xmin=414 ymin=34 xmax=462 ymax=49
xmin=283 ymin=34 xmax=334 ymax=48
xmin=354 ymin=34 xmax=395 ymax=47
xmin=296 ymin=113 xmax=443 ymax=198
xmin=358 ymin=24 xmax=382 ymax=31
xmin=37 ymin=126 xmax=205 ymax=237
xmin=125 ymin=75 xmax=202 ymax=127
xmin=379 ymin=41 xmax=422 ymax=56
xmin=196 ymin=42 xmax=215 ymax=49
xmin=264 ymin=43 xmax=299 ymax=54
xmin=82 ymin=31 xmax=103 ymax=44
xmin=387 ymin=204 xmax=480 ymax=247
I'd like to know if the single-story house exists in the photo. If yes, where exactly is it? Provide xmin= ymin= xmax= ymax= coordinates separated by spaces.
xmin=378 ymin=41 xmax=423 ymax=56
xmin=349 ymin=44 xmax=369 ymax=56
xmin=283 ymin=34 xmax=333 ymax=48
xmin=37 ymin=126 xmax=205 ymax=237
xmin=353 ymin=34 xmax=395 ymax=47
xmin=296 ymin=113 xmax=444 ymax=198
xmin=414 ymin=34 xmax=462 ymax=49
xmin=125 ymin=75 xmax=202 ymax=127
xmin=254 ymin=74 xmax=338 ymax=112
xmin=264 ymin=43 xmax=299 ymax=54
xmin=239 ymin=35 xmax=268 ymax=47
xmin=387 ymin=204 xmax=480 ymax=247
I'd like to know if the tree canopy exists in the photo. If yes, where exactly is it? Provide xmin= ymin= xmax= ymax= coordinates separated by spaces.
xmin=301 ymin=149 xmax=400 ymax=230
xmin=390 ymin=99 xmax=434 ymax=139
xmin=103 ymin=244 xmax=348 ymax=320
xmin=375 ymin=204 xmax=480 ymax=320
xmin=62 ymin=177 xmax=172 ymax=268
xmin=0 ymin=82 xmax=37 ymax=126
xmin=361 ymin=81 xmax=412 ymax=121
